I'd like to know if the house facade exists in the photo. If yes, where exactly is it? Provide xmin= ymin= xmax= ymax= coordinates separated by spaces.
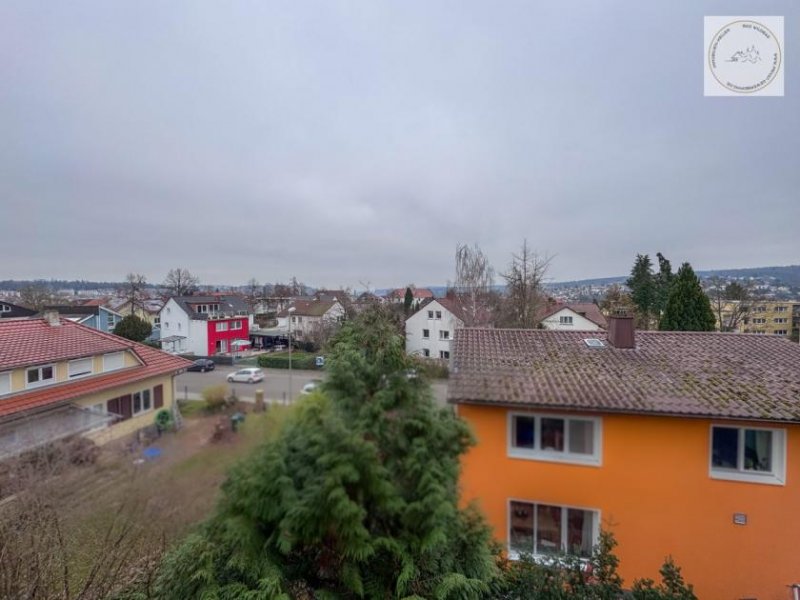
xmin=41 ymin=304 xmax=124 ymax=333
xmin=276 ymin=300 xmax=345 ymax=342
xmin=450 ymin=317 xmax=800 ymax=599
xmin=0 ymin=313 xmax=190 ymax=459
xmin=159 ymin=296 xmax=252 ymax=355
xmin=405 ymin=298 xmax=465 ymax=360
xmin=537 ymin=302 xmax=607 ymax=331
xmin=0 ymin=301 xmax=36 ymax=319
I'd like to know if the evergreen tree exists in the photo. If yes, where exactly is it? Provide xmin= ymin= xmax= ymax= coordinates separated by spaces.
xmin=153 ymin=305 xmax=497 ymax=598
xmin=404 ymin=286 xmax=414 ymax=315
xmin=626 ymin=254 xmax=655 ymax=328
xmin=658 ymin=263 xmax=716 ymax=331
xmin=652 ymin=253 xmax=674 ymax=318
xmin=113 ymin=314 xmax=152 ymax=342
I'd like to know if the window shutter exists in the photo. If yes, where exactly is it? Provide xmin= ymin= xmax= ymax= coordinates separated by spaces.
xmin=120 ymin=394 xmax=133 ymax=420
xmin=153 ymin=384 xmax=164 ymax=409
xmin=107 ymin=397 xmax=120 ymax=415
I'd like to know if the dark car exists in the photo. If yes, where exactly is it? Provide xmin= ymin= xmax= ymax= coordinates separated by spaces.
xmin=187 ymin=359 xmax=215 ymax=373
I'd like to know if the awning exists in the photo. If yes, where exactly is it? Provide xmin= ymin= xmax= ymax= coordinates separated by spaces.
xmin=0 ymin=405 xmax=115 ymax=460
xmin=231 ymin=339 xmax=251 ymax=348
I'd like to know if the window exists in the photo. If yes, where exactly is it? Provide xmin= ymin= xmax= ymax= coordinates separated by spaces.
xmin=232 ymin=320 xmax=242 ymax=330
xmin=435 ymin=310 xmax=442 ymax=319
xmin=103 ymin=352 xmax=124 ymax=372
xmin=774 ymin=330 xmax=788 ymax=335
xmin=439 ymin=330 xmax=450 ymax=340
xmin=26 ymin=364 xmax=55 ymax=388
xmin=776 ymin=306 xmax=788 ymax=312
xmin=68 ymin=357 xmax=93 ymax=379
xmin=559 ymin=315 xmax=574 ymax=325
xmin=132 ymin=389 xmax=152 ymax=415
xmin=216 ymin=321 xmax=229 ymax=332
xmin=422 ymin=349 xmax=430 ymax=357
xmin=508 ymin=500 xmax=598 ymax=559
xmin=422 ymin=328 xmax=430 ymax=339
xmin=0 ymin=304 xmax=9 ymax=313
xmin=163 ymin=321 xmax=170 ymax=328
xmin=0 ymin=372 xmax=10 ymax=396
xmin=107 ymin=313 xmax=115 ymax=329
xmin=710 ymin=425 xmax=785 ymax=485
xmin=439 ymin=350 xmax=450 ymax=359
xmin=427 ymin=310 xmax=434 ymax=319
xmin=154 ymin=316 xmax=160 ymax=327
xmin=752 ymin=318 xmax=766 ymax=324
xmin=774 ymin=318 xmax=788 ymax=324
xmin=508 ymin=413 xmax=601 ymax=465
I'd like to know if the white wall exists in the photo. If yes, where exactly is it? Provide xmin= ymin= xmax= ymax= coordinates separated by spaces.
xmin=540 ymin=308 xmax=602 ymax=331
xmin=405 ymin=300 xmax=463 ymax=359
xmin=159 ymin=298 xmax=208 ymax=354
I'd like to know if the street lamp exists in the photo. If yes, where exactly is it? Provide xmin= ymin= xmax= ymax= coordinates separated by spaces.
xmin=287 ymin=306 xmax=296 ymax=402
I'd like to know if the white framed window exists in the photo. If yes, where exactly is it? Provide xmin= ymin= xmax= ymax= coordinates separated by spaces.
xmin=132 ymin=389 xmax=152 ymax=415
xmin=559 ymin=315 xmax=574 ymax=325
xmin=435 ymin=310 xmax=442 ymax=319
xmin=216 ymin=321 xmax=229 ymax=332
xmin=0 ymin=304 xmax=10 ymax=313
xmin=439 ymin=330 xmax=450 ymax=340
xmin=103 ymin=352 xmax=125 ymax=372
xmin=422 ymin=328 xmax=430 ymax=339
xmin=439 ymin=350 xmax=450 ymax=359
xmin=422 ymin=348 xmax=430 ymax=357
xmin=508 ymin=500 xmax=599 ymax=560
xmin=232 ymin=320 xmax=242 ymax=330
xmin=26 ymin=364 xmax=55 ymax=388
xmin=68 ymin=357 xmax=94 ymax=379
xmin=508 ymin=412 xmax=602 ymax=466
xmin=107 ymin=313 xmax=115 ymax=329
xmin=154 ymin=316 xmax=160 ymax=327
xmin=0 ymin=371 xmax=11 ymax=396
xmin=776 ymin=306 xmax=788 ymax=312
xmin=710 ymin=425 xmax=786 ymax=485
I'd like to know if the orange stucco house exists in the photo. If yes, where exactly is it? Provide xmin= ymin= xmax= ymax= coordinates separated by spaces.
xmin=449 ymin=316 xmax=800 ymax=600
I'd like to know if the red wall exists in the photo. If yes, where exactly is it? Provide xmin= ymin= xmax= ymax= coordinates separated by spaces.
xmin=206 ymin=318 xmax=250 ymax=355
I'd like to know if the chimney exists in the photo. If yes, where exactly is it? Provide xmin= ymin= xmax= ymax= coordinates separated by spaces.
xmin=607 ymin=313 xmax=635 ymax=349
xmin=43 ymin=309 xmax=61 ymax=327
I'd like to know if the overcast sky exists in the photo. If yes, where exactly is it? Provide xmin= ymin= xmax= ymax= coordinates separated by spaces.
xmin=1 ymin=1 xmax=798 ymax=289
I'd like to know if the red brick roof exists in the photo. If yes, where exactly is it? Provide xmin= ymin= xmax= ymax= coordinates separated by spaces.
xmin=0 ymin=318 xmax=131 ymax=370
xmin=449 ymin=328 xmax=800 ymax=422
xmin=0 ymin=319 xmax=192 ymax=418
xmin=386 ymin=288 xmax=435 ymax=300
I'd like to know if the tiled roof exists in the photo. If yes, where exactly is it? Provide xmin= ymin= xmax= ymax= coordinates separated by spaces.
xmin=449 ymin=328 xmax=800 ymax=422
xmin=385 ymin=288 xmax=435 ymax=299
xmin=0 ymin=319 xmax=191 ymax=418
xmin=537 ymin=302 xmax=608 ymax=329
xmin=277 ymin=300 xmax=339 ymax=317
xmin=0 ymin=318 xmax=130 ymax=370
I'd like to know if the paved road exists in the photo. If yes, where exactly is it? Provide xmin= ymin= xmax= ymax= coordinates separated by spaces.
xmin=175 ymin=366 xmax=449 ymax=406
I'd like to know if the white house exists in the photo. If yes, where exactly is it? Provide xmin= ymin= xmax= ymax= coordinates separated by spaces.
xmin=276 ymin=300 xmax=345 ymax=341
xmin=159 ymin=296 xmax=252 ymax=356
xmin=405 ymin=298 xmax=466 ymax=360
xmin=537 ymin=303 xmax=607 ymax=331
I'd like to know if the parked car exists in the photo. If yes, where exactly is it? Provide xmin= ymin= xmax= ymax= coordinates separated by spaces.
xmin=227 ymin=368 xmax=265 ymax=384
xmin=187 ymin=359 xmax=215 ymax=373
xmin=300 ymin=379 xmax=323 ymax=395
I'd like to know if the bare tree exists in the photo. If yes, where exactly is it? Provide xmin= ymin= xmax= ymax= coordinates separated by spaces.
xmin=599 ymin=284 xmax=636 ymax=317
xmin=123 ymin=273 xmax=148 ymax=316
xmin=18 ymin=282 xmax=55 ymax=311
xmin=497 ymin=240 xmax=552 ymax=329
xmin=454 ymin=243 xmax=495 ymax=326
xmin=707 ymin=277 xmax=754 ymax=332
xmin=244 ymin=278 xmax=261 ymax=311
xmin=163 ymin=268 xmax=199 ymax=297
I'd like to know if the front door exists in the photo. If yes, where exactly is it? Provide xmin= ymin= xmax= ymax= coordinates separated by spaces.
xmin=216 ymin=339 xmax=227 ymax=353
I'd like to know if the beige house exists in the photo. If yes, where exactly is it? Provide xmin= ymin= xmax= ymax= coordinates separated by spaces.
xmin=716 ymin=300 xmax=798 ymax=337
xmin=0 ymin=313 xmax=190 ymax=459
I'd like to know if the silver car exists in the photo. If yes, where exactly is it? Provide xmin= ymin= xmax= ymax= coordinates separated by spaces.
xmin=227 ymin=368 xmax=265 ymax=383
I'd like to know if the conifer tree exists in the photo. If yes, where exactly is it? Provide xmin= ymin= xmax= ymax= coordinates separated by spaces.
xmin=658 ymin=263 xmax=716 ymax=331
xmin=652 ymin=253 xmax=674 ymax=319
xmin=626 ymin=254 xmax=656 ymax=328
xmin=153 ymin=305 xmax=497 ymax=599
xmin=404 ymin=286 xmax=414 ymax=315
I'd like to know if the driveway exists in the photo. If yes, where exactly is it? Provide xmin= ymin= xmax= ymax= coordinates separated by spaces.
xmin=176 ymin=366 xmax=449 ymax=406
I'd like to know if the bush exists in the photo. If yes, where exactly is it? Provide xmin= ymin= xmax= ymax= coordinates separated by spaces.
xmin=202 ymin=384 xmax=228 ymax=412
xmin=257 ymin=351 xmax=321 ymax=370
xmin=155 ymin=409 xmax=173 ymax=432
xmin=412 ymin=356 xmax=450 ymax=379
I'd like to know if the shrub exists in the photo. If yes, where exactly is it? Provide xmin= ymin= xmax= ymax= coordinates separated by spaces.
xmin=201 ymin=384 xmax=227 ymax=412
xmin=257 ymin=351 xmax=321 ymax=370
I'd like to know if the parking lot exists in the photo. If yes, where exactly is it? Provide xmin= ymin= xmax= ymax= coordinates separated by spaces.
xmin=175 ymin=365 xmax=449 ymax=406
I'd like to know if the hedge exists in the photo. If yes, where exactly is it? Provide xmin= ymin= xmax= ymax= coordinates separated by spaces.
xmin=257 ymin=352 xmax=322 ymax=370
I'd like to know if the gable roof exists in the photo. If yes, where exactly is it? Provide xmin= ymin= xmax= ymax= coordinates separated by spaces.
xmin=0 ymin=318 xmax=191 ymax=418
xmin=168 ymin=295 xmax=249 ymax=320
xmin=537 ymin=302 xmax=607 ymax=329
xmin=277 ymin=300 xmax=340 ymax=317
xmin=0 ymin=301 xmax=36 ymax=318
xmin=449 ymin=328 xmax=800 ymax=423
xmin=385 ymin=288 xmax=435 ymax=300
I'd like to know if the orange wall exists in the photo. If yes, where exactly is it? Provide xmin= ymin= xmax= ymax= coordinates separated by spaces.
xmin=457 ymin=403 xmax=800 ymax=600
